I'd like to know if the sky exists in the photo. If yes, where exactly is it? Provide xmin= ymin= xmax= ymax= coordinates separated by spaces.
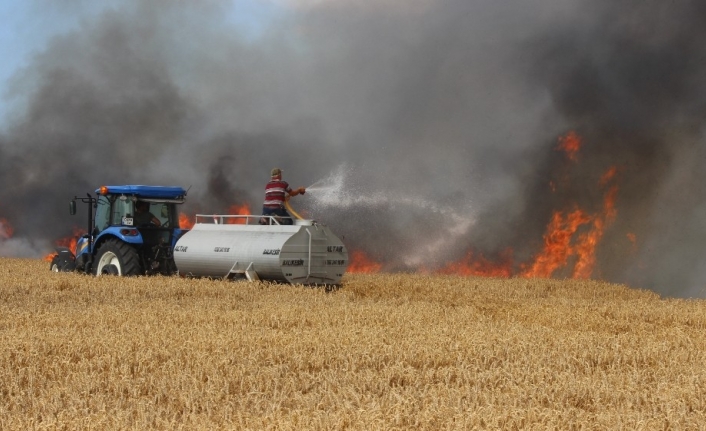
xmin=0 ymin=0 xmax=705 ymax=297
xmin=0 ymin=0 xmax=279 ymax=125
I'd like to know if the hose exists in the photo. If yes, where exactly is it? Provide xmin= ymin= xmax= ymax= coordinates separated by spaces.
xmin=284 ymin=199 xmax=304 ymax=221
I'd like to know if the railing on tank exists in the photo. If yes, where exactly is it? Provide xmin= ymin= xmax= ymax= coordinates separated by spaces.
xmin=194 ymin=214 xmax=293 ymax=225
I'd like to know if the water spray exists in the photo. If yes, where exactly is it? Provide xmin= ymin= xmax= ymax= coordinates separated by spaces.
xmin=297 ymin=164 xmax=479 ymax=268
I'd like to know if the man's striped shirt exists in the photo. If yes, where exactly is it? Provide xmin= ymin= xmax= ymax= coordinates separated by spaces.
xmin=264 ymin=179 xmax=291 ymax=208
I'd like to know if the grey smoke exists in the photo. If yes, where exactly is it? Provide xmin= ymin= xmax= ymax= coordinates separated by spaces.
xmin=0 ymin=0 xmax=704 ymax=297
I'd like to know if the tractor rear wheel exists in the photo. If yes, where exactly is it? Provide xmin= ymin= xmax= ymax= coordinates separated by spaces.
xmin=93 ymin=239 xmax=142 ymax=276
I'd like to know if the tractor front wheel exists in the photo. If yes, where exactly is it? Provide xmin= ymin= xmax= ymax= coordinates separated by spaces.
xmin=93 ymin=239 xmax=142 ymax=276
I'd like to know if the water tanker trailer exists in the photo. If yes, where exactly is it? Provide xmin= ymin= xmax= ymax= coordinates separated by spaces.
xmin=174 ymin=214 xmax=348 ymax=285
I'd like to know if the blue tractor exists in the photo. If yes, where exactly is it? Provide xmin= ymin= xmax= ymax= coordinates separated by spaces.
xmin=50 ymin=185 xmax=188 ymax=276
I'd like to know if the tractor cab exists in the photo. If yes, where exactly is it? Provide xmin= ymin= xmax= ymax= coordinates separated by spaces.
xmin=96 ymin=193 xmax=180 ymax=255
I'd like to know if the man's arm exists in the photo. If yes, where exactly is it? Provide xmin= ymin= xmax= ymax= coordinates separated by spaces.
xmin=150 ymin=213 xmax=162 ymax=227
xmin=288 ymin=187 xmax=306 ymax=197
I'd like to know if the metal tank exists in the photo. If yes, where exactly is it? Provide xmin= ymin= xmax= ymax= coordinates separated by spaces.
xmin=173 ymin=215 xmax=348 ymax=285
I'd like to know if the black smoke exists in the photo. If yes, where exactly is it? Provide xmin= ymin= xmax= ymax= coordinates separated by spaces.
xmin=0 ymin=0 xmax=704 ymax=296
xmin=496 ymin=0 xmax=706 ymax=296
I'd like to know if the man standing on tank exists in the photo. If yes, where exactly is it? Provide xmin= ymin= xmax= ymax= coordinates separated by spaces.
xmin=261 ymin=168 xmax=306 ymax=225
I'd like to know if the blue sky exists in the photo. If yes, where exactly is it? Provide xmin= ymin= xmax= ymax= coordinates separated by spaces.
xmin=0 ymin=0 xmax=284 ymax=129
xmin=0 ymin=1 xmax=104 ymax=125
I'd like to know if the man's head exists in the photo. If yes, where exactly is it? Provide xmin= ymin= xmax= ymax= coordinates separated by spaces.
xmin=135 ymin=201 xmax=149 ymax=212
xmin=271 ymin=168 xmax=282 ymax=178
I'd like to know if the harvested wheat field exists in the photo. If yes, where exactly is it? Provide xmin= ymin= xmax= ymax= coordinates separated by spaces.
xmin=1 ymin=258 xmax=706 ymax=430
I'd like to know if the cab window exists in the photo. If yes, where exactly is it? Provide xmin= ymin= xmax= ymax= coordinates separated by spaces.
xmin=111 ymin=197 xmax=132 ymax=226
xmin=153 ymin=203 xmax=171 ymax=227
xmin=94 ymin=196 xmax=111 ymax=232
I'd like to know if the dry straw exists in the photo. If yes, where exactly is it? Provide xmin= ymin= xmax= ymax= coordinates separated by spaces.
xmin=1 ymin=258 xmax=705 ymax=430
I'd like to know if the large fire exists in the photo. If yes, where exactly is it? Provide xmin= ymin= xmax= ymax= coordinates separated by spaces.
xmin=520 ymin=137 xmax=619 ymax=279
xmin=347 ymin=131 xmax=621 ymax=280
xmin=444 ymin=131 xmax=619 ymax=279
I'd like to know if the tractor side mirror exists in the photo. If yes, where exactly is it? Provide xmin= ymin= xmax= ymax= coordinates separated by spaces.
xmin=69 ymin=200 xmax=76 ymax=215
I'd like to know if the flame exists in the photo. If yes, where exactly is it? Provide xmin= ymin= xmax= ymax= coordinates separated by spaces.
xmin=524 ymin=165 xmax=619 ymax=279
xmin=347 ymin=250 xmax=382 ymax=273
xmin=0 ymin=217 xmax=14 ymax=239
xmin=556 ymin=130 xmax=581 ymax=161
xmin=571 ymin=171 xmax=618 ymax=278
xmin=626 ymin=232 xmax=637 ymax=247
xmin=179 ymin=213 xmax=195 ymax=229
xmin=439 ymin=131 xmax=621 ymax=281
xmin=44 ymin=227 xmax=87 ymax=261
xmin=600 ymin=166 xmax=618 ymax=186
xmin=439 ymin=249 xmax=513 ymax=278
xmin=179 ymin=203 xmax=252 ymax=228
xmin=520 ymin=209 xmax=593 ymax=278
xmin=225 ymin=203 xmax=251 ymax=225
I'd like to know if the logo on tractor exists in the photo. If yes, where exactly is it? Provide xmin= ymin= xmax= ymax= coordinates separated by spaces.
xmin=263 ymin=249 xmax=281 ymax=255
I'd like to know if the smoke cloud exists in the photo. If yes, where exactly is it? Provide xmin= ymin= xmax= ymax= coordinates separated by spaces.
xmin=0 ymin=0 xmax=704 ymax=297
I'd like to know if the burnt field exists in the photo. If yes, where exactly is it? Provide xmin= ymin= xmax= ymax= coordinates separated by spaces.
xmin=1 ymin=257 xmax=705 ymax=430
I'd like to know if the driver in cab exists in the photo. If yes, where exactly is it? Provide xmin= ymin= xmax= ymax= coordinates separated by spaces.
xmin=134 ymin=201 xmax=161 ymax=227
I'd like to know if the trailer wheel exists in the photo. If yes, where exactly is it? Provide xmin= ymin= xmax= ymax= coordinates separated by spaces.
xmin=94 ymin=239 xmax=141 ymax=276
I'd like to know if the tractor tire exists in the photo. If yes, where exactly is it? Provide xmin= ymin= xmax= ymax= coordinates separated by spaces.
xmin=50 ymin=255 xmax=61 ymax=272
xmin=93 ymin=239 xmax=142 ymax=276
xmin=50 ymin=254 xmax=76 ymax=272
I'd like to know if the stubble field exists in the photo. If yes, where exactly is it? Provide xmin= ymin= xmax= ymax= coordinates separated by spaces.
xmin=1 ymin=257 xmax=705 ymax=430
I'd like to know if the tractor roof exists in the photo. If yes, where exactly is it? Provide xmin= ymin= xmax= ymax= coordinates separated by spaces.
xmin=96 ymin=185 xmax=187 ymax=199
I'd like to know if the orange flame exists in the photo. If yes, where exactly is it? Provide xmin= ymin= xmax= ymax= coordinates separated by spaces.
xmin=556 ymin=131 xmax=582 ymax=161
xmin=347 ymin=250 xmax=382 ymax=273
xmin=179 ymin=203 xmax=252 ymax=228
xmin=599 ymin=166 xmax=618 ymax=186
xmin=44 ymin=227 xmax=87 ymax=261
xmin=179 ymin=213 xmax=195 ymax=229
xmin=520 ymin=209 xmax=592 ymax=278
xmin=523 ymin=165 xmax=618 ymax=279
xmin=439 ymin=249 xmax=513 ymax=278
xmin=626 ymin=232 xmax=637 ymax=246
xmin=225 ymin=203 xmax=251 ymax=224
xmin=0 ymin=217 xmax=13 ymax=239
xmin=571 ymin=179 xmax=618 ymax=278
